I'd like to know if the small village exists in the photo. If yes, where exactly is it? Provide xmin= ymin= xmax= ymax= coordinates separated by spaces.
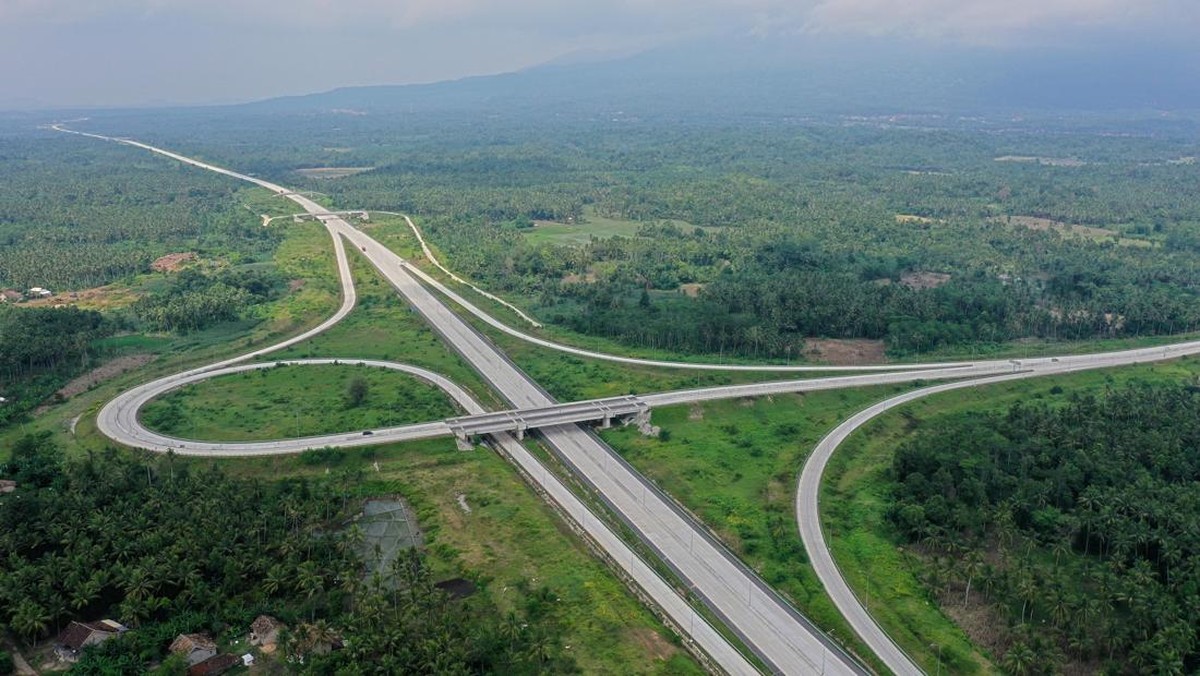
xmin=7 ymin=613 xmax=339 ymax=675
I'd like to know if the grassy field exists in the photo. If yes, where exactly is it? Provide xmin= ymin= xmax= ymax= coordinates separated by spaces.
xmin=140 ymin=364 xmax=459 ymax=441
xmin=821 ymin=354 xmax=1200 ymax=674
xmin=525 ymin=208 xmax=700 ymax=246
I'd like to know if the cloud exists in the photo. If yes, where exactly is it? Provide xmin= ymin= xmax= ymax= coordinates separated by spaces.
xmin=803 ymin=0 xmax=1193 ymax=43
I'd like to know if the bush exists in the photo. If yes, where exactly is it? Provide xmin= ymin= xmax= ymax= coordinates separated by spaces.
xmin=0 ymin=650 xmax=13 ymax=676
xmin=300 ymin=447 xmax=346 ymax=466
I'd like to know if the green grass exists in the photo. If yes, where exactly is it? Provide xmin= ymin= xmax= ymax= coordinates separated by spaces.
xmin=524 ymin=208 xmax=700 ymax=246
xmin=140 ymin=364 xmax=459 ymax=441
xmin=820 ymin=355 xmax=1200 ymax=674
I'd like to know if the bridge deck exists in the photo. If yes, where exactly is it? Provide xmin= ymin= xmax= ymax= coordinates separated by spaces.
xmin=448 ymin=394 xmax=647 ymax=437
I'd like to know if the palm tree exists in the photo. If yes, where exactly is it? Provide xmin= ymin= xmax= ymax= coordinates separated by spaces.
xmin=262 ymin=564 xmax=288 ymax=597
xmin=1001 ymin=642 xmax=1036 ymax=676
xmin=10 ymin=599 xmax=51 ymax=642
xmin=297 ymin=561 xmax=324 ymax=620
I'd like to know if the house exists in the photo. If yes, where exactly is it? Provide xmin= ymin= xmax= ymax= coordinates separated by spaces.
xmin=28 ymin=287 xmax=52 ymax=298
xmin=249 ymin=615 xmax=284 ymax=647
xmin=169 ymin=633 xmax=217 ymax=666
xmin=0 ymin=479 xmax=16 ymax=494
xmin=186 ymin=653 xmax=238 ymax=676
xmin=241 ymin=653 xmax=255 ymax=667
xmin=54 ymin=620 xmax=128 ymax=662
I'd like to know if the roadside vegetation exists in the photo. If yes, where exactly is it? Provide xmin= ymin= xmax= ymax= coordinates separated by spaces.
xmin=822 ymin=357 xmax=1200 ymax=674
xmin=888 ymin=378 xmax=1200 ymax=673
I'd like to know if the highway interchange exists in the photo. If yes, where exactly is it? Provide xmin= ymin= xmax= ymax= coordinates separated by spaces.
xmin=56 ymin=124 xmax=1200 ymax=675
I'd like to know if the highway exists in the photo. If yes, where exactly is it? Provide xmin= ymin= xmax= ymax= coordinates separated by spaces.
xmin=58 ymin=124 xmax=1200 ymax=675
xmin=65 ymin=126 xmax=856 ymax=675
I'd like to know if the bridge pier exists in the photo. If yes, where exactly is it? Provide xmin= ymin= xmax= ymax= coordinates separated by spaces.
xmin=600 ymin=413 xmax=612 ymax=429
xmin=453 ymin=431 xmax=473 ymax=451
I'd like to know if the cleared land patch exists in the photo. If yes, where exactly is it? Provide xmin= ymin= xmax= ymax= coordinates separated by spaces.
xmin=527 ymin=209 xmax=700 ymax=246
xmin=140 ymin=363 xmax=459 ymax=441
xmin=994 ymin=155 xmax=1086 ymax=167
xmin=804 ymin=338 xmax=888 ymax=365
xmin=294 ymin=166 xmax=374 ymax=179
xmin=994 ymin=215 xmax=1152 ymax=248
xmin=899 ymin=271 xmax=952 ymax=290
xmin=150 ymin=252 xmax=197 ymax=272
xmin=894 ymin=214 xmax=940 ymax=224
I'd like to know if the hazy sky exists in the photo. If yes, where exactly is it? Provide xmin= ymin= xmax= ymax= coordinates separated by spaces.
xmin=1 ymin=0 xmax=1195 ymax=108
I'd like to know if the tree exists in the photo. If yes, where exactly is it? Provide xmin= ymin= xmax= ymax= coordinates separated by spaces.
xmin=345 ymin=378 xmax=369 ymax=409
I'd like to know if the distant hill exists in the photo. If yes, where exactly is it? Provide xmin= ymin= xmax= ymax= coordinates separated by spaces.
xmin=245 ymin=35 xmax=1200 ymax=119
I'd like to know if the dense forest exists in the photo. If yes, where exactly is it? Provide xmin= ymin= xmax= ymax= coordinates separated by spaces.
xmin=889 ymin=383 xmax=1200 ymax=674
xmin=0 ymin=435 xmax=574 ymax=673
xmin=132 ymin=267 xmax=285 ymax=333
xmin=0 ymin=136 xmax=282 ymax=291
xmin=7 ymin=115 xmax=1200 ymax=362
xmin=0 ymin=132 xmax=300 ymax=428
xmin=0 ymin=306 xmax=115 ymax=426
xmin=71 ymin=111 xmax=1200 ymax=359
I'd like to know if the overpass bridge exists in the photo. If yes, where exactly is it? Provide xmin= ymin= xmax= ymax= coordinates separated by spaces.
xmin=261 ymin=210 xmax=370 ymax=226
xmin=447 ymin=395 xmax=650 ymax=450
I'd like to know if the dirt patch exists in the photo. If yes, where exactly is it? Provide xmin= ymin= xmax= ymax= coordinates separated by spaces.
xmin=677 ymin=283 xmax=705 ymax=298
xmin=688 ymin=403 xmax=704 ymax=421
xmin=288 ymin=279 xmax=306 ymax=292
xmin=294 ymin=167 xmax=374 ymax=179
xmin=804 ymin=338 xmax=887 ymax=366
xmin=998 ymin=215 xmax=1117 ymax=238
xmin=151 ymin=251 xmax=197 ymax=272
xmin=940 ymin=593 xmax=1009 ymax=662
xmin=561 ymin=270 xmax=598 ymax=285
xmin=22 ymin=284 xmax=140 ymax=310
xmin=894 ymin=214 xmax=940 ymax=224
xmin=624 ymin=626 xmax=678 ymax=662
xmin=36 ymin=354 xmax=156 ymax=413
xmin=899 ymin=271 xmax=952 ymax=290
xmin=994 ymin=155 xmax=1086 ymax=167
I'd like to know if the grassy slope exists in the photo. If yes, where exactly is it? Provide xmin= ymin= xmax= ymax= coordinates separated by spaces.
xmin=140 ymin=364 xmax=459 ymax=441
